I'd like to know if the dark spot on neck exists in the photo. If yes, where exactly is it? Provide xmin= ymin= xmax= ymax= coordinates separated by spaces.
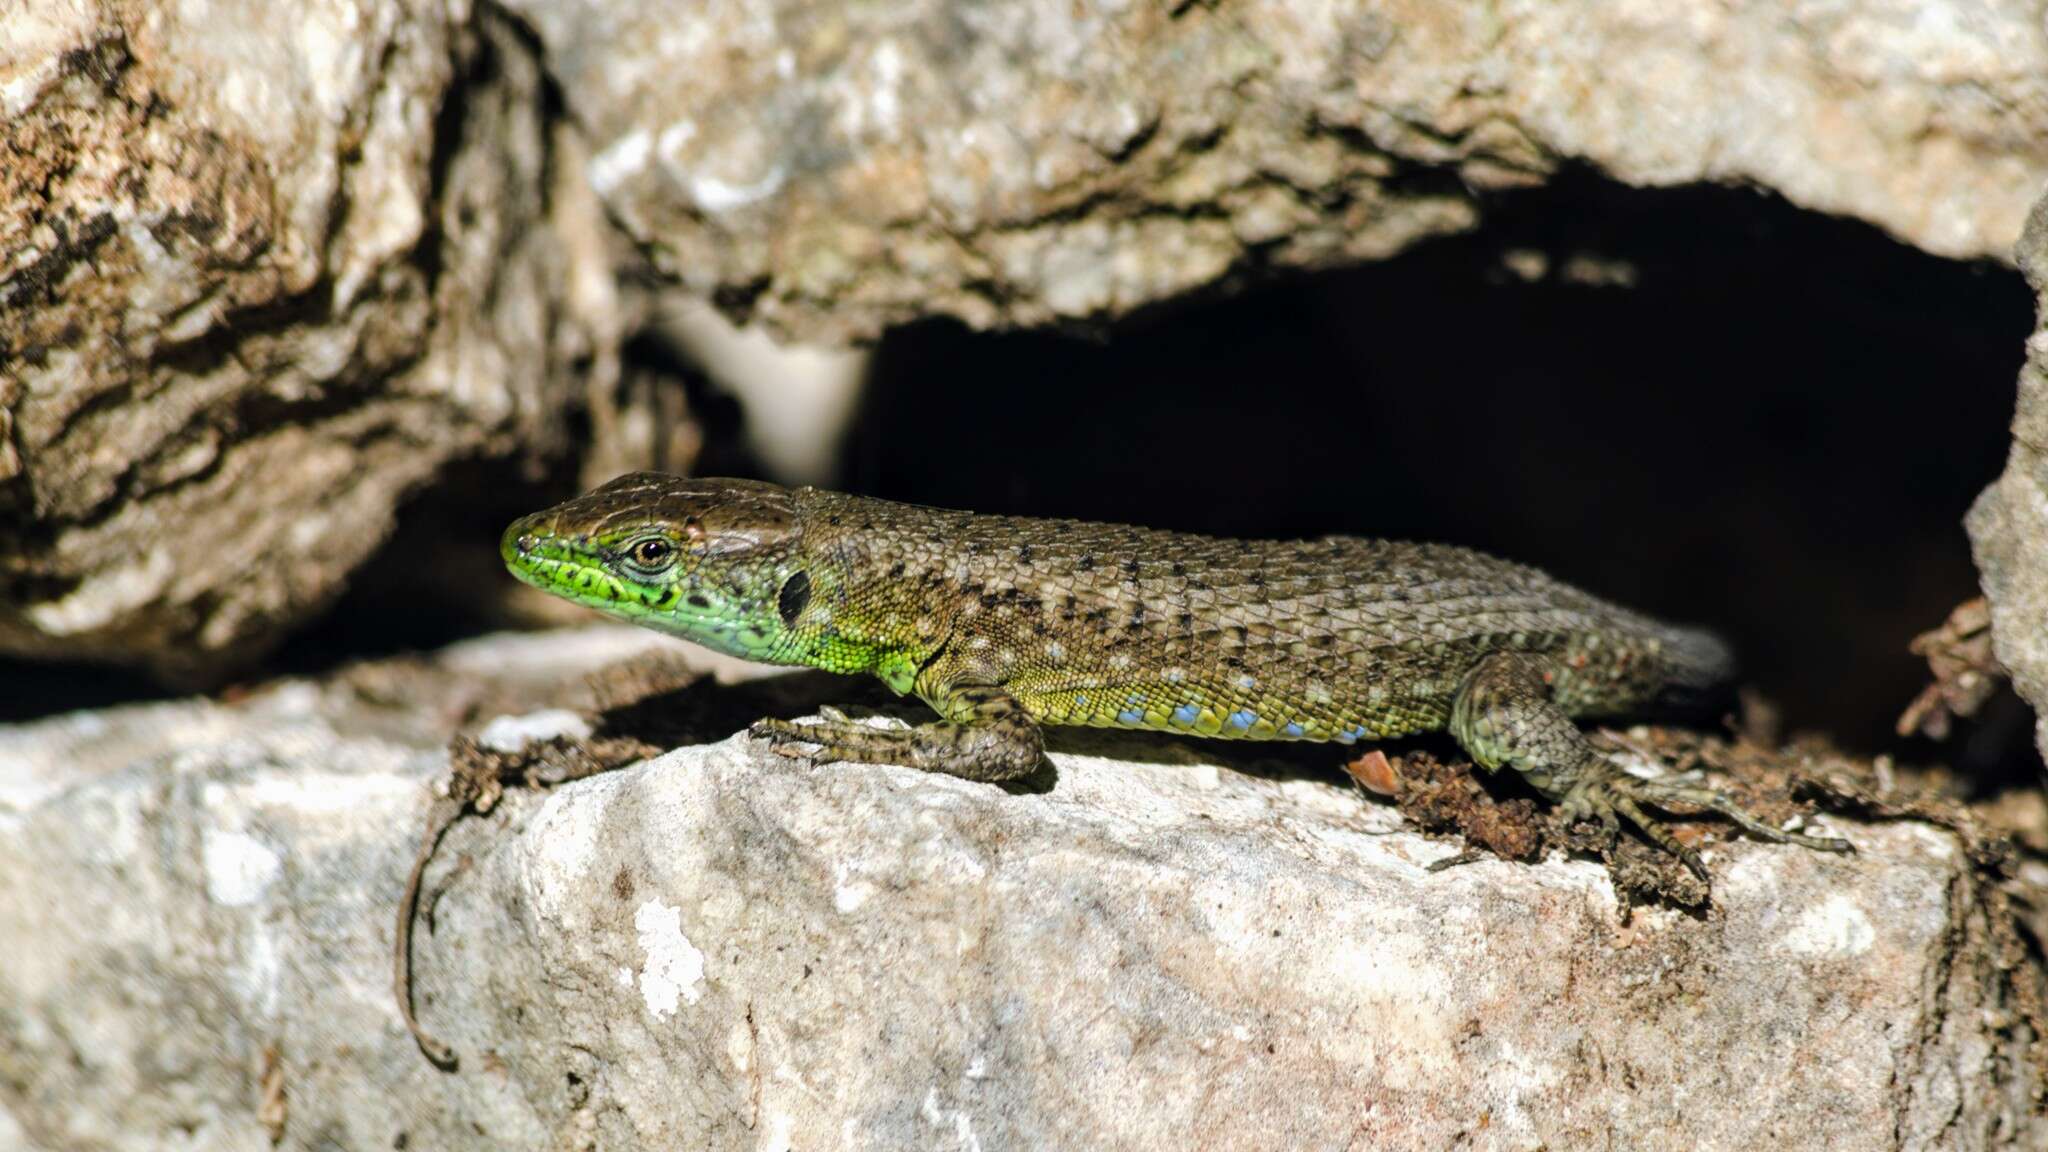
xmin=687 ymin=593 xmax=711 ymax=609
xmin=778 ymin=570 xmax=812 ymax=626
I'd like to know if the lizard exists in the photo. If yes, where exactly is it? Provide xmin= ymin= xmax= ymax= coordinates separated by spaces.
xmin=497 ymin=471 xmax=1851 ymax=881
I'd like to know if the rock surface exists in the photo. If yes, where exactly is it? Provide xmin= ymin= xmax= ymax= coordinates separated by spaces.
xmin=506 ymin=0 xmax=2048 ymax=341
xmin=1 ymin=627 xmax=2038 ymax=1150
xmin=1971 ymin=191 xmax=2048 ymax=762
xmin=0 ymin=1 xmax=617 ymax=679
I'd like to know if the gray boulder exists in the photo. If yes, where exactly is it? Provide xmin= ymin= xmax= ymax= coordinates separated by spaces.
xmin=1 ymin=628 xmax=2036 ymax=1149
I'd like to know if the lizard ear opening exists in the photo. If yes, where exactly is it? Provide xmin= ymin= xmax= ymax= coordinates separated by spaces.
xmin=777 ymin=570 xmax=812 ymax=627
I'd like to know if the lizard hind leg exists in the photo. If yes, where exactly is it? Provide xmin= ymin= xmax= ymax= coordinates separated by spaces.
xmin=1447 ymin=651 xmax=1850 ymax=882
xmin=750 ymin=683 xmax=1045 ymax=783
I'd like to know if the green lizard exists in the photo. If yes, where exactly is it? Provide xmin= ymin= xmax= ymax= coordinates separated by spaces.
xmin=499 ymin=472 xmax=1850 ymax=881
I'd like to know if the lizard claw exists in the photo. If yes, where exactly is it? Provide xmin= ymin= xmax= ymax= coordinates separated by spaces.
xmin=1559 ymin=774 xmax=1708 ymax=882
xmin=1620 ymin=772 xmax=1855 ymax=857
xmin=748 ymin=717 xmax=845 ymax=764
xmin=749 ymin=718 xmax=815 ymax=748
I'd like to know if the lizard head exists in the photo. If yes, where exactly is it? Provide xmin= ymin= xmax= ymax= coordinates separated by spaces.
xmin=502 ymin=472 xmax=809 ymax=662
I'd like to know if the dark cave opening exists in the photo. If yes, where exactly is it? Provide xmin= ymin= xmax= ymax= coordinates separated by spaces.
xmin=845 ymin=173 xmax=2033 ymax=762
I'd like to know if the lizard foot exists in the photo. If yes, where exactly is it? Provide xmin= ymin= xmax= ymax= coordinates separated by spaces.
xmin=1559 ymin=764 xmax=1854 ymax=883
xmin=749 ymin=717 xmax=853 ymax=762
xmin=751 ymin=707 xmax=913 ymax=757
xmin=747 ymin=685 xmax=1044 ymax=784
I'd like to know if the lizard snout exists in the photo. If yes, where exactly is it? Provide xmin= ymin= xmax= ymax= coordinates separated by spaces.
xmin=500 ymin=515 xmax=549 ymax=566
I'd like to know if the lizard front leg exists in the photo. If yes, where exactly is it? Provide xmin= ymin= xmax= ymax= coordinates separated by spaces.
xmin=1448 ymin=651 xmax=1851 ymax=880
xmin=751 ymin=682 xmax=1045 ymax=783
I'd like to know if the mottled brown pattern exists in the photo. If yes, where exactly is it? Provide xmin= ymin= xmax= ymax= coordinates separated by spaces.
xmin=794 ymin=487 xmax=1723 ymax=744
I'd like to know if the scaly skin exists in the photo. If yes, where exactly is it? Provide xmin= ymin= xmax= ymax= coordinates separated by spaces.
xmin=503 ymin=472 xmax=1851 ymax=880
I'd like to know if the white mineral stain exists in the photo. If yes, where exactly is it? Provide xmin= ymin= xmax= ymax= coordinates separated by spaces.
xmin=1782 ymin=894 xmax=1877 ymax=957
xmin=727 ymin=1019 xmax=754 ymax=1073
xmin=242 ymin=769 xmax=420 ymax=815
xmin=203 ymin=829 xmax=282 ymax=906
xmin=589 ymin=128 xmax=653 ymax=195
xmin=635 ymin=899 xmax=706 ymax=1018
xmin=26 ymin=550 xmax=172 ymax=635
xmin=691 ymin=166 xmax=787 ymax=213
xmin=834 ymin=871 xmax=876 ymax=913
xmin=527 ymin=786 xmax=612 ymax=920
xmin=759 ymin=1112 xmax=794 ymax=1152
xmin=656 ymin=119 xmax=699 ymax=176
xmin=477 ymin=709 xmax=591 ymax=753
xmin=1903 ymin=821 xmax=1956 ymax=860
xmin=921 ymin=1088 xmax=984 ymax=1152
xmin=867 ymin=40 xmax=906 ymax=135
xmin=244 ymin=919 xmax=283 ymax=1016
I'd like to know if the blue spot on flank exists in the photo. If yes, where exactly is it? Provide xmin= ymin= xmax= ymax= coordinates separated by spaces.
xmin=1171 ymin=704 xmax=1199 ymax=727
xmin=1117 ymin=709 xmax=1144 ymax=725
xmin=1235 ymin=675 xmax=1256 ymax=691
xmin=1282 ymin=721 xmax=1306 ymax=738
xmin=1226 ymin=710 xmax=1256 ymax=731
xmin=1125 ymin=692 xmax=1144 ymax=707
xmin=1076 ymin=694 xmax=1089 ymax=706
xmin=1335 ymin=727 xmax=1359 ymax=745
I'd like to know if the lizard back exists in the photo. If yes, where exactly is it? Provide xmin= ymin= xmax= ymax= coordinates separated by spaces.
xmin=796 ymin=489 xmax=1731 ymax=744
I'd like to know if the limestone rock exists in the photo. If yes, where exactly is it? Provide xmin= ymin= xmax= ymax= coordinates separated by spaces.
xmin=1 ymin=627 xmax=2036 ymax=1149
xmin=1970 ymin=191 xmax=2048 ymax=762
xmin=503 ymin=0 xmax=2048 ymax=341
xmin=0 ymin=1 xmax=618 ymax=679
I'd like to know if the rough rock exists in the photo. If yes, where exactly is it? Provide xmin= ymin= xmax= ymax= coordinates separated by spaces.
xmin=1970 ymin=191 xmax=2048 ymax=762
xmin=0 ymin=1 xmax=618 ymax=679
xmin=502 ymin=0 xmax=2048 ymax=341
xmin=2 ymin=627 xmax=2038 ymax=1150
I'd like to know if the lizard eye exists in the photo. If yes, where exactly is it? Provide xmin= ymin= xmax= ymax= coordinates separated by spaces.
xmin=623 ymin=536 xmax=677 ymax=573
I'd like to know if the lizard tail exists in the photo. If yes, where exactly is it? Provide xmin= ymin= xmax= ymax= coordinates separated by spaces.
xmin=1653 ymin=625 xmax=1739 ymax=716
